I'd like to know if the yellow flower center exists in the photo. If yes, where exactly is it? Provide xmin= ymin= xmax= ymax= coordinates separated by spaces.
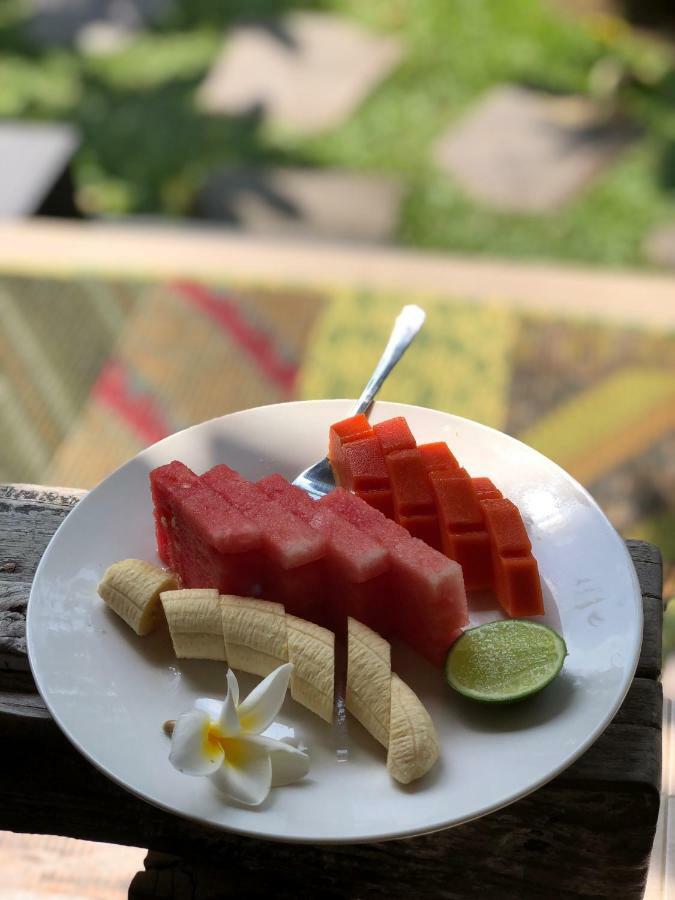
xmin=205 ymin=724 xmax=246 ymax=769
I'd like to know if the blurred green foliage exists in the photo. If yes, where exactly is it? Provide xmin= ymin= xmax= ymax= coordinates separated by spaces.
xmin=2 ymin=0 xmax=675 ymax=262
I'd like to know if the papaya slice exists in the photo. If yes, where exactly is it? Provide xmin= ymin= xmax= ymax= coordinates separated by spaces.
xmin=418 ymin=442 xmax=461 ymax=473
xmin=374 ymin=417 xmax=416 ymax=456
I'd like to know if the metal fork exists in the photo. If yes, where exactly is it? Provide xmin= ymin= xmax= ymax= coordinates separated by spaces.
xmin=292 ymin=304 xmax=425 ymax=761
xmin=292 ymin=304 xmax=426 ymax=499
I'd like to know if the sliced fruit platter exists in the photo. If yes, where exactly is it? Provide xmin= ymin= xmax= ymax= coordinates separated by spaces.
xmin=26 ymin=400 xmax=642 ymax=842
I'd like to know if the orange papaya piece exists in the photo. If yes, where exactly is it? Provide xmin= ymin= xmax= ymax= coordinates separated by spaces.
xmin=480 ymin=498 xmax=531 ymax=558
xmin=428 ymin=471 xmax=484 ymax=533
xmin=356 ymin=487 xmax=395 ymax=521
xmin=373 ymin=417 xmax=416 ymax=456
xmin=493 ymin=555 xmax=544 ymax=617
xmin=444 ymin=530 xmax=493 ymax=592
xmin=480 ymin=498 xmax=544 ymax=616
xmin=471 ymin=477 xmax=502 ymax=500
xmin=328 ymin=414 xmax=373 ymax=487
xmin=418 ymin=442 xmax=461 ymax=473
xmin=342 ymin=436 xmax=390 ymax=491
xmin=386 ymin=449 xmax=436 ymax=517
xmin=398 ymin=512 xmax=442 ymax=552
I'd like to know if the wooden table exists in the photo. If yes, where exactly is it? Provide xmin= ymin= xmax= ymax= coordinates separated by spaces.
xmin=0 ymin=484 xmax=664 ymax=900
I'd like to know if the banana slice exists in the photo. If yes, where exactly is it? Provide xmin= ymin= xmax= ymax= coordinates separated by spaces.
xmin=386 ymin=673 xmax=440 ymax=785
xmin=98 ymin=559 xmax=176 ymax=636
xmin=286 ymin=615 xmax=334 ymax=724
xmin=346 ymin=617 xmax=391 ymax=748
xmin=160 ymin=589 xmax=224 ymax=660
xmin=346 ymin=617 xmax=439 ymax=784
xmin=221 ymin=596 xmax=288 ymax=677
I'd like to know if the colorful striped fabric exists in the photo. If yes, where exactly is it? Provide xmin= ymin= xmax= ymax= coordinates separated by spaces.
xmin=0 ymin=273 xmax=673 ymax=578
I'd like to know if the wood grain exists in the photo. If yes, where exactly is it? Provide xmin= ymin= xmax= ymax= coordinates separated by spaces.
xmin=0 ymin=484 xmax=664 ymax=900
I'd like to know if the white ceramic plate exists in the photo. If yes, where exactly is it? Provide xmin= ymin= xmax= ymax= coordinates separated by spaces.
xmin=27 ymin=400 xmax=642 ymax=843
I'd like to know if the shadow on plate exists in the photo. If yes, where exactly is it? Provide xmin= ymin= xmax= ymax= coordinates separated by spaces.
xmin=449 ymin=672 xmax=576 ymax=734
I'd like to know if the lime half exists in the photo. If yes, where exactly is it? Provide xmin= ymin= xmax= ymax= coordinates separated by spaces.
xmin=445 ymin=620 xmax=567 ymax=703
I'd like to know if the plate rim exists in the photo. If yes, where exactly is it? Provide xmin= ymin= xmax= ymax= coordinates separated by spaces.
xmin=26 ymin=399 xmax=644 ymax=844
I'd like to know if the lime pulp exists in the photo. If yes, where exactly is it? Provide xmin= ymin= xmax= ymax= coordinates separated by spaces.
xmin=445 ymin=620 xmax=567 ymax=703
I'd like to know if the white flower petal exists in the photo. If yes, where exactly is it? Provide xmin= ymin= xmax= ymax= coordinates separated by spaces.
xmin=245 ymin=734 xmax=310 ymax=787
xmin=227 ymin=667 xmax=239 ymax=707
xmin=169 ymin=709 xmax=223 ymax=776
xmin=210 ymin=739 xmax=272 ymax=806
xmin=237 ymin=663 xmax=293 ymax=734
xmin=194 ymin=698 xmax=222 ymax=721
xmin=263 ymin=721 xmax=296 ymax=742
xmin=218 ymin=670 xmax=241 ymax=738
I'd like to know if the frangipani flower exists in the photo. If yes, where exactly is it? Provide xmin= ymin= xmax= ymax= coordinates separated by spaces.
xmin=168 ymin=663 xmax=309 ymax=806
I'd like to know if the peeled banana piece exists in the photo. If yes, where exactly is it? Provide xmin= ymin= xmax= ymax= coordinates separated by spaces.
xmin=160 ymin=589 xmax=224 ymax=660
xmin=387 ymin=674 xmax=440 ymax=784
xmin=346 ymin=618 xmax=391 ymax=748
xmin=161 ymin=592 xmax=334 ymax=722
xmin=221 ymin=596 xmax=288 ymax=677
xmin=97 ymin=559 xmax=176 ymax=636
xmin=286 ymin=615 xmax=334 ymax=724
xmin=347 ymin=617 xmax=439 ymax=784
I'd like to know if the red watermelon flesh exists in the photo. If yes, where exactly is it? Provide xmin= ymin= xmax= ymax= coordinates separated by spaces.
xmin=149 ymin=462 xmax=261 ymax=594
xmin=262 ymin=556 xmax=326 ymax=623
xmin=149 ymin=464 xmax=178 ymax=568
xmin=328 ymin=414 xmax=373 ymax=488
xmin=418 ymin=442 xmax=460 ymax=473
xmin=256 ymin=473 xmax=315 ymax=512
xmin=257 ymin=473 xmax=390 ymax=632
xmin=321 ymin=488 xmax=468 ymax=667
xmin=202 ymin=465 xmax=326 ymax=570
xmin=202 ymin=465 xmax=328 ymax=621
xmin=337 ymin=571 xmax=392 ymax=636
xmin=373 ymin=417 xmax=416 ymax=455
xmin=257 ymin=474 xmax=388 ymax=584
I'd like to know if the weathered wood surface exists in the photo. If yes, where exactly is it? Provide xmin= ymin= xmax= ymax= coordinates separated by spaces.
xmin=0 ymin=484 xmax=664 ymax=900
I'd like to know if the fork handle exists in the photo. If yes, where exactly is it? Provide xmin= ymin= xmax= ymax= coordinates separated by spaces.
xmin=350 ymin=305 xmax=426 ymax=416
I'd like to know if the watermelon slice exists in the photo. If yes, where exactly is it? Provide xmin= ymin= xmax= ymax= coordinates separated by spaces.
xmin=373 ymin=417 xmax=416 ymax=455
xmin=257 ymin=474 xmax=390 ymax=632
xmin=149 ymin=461 xmax=261 ymax=595
xmin=202 ymin=465 xmax=325 ymax=569
xmin=328 ymin=414 xmax=373 ymax=488
xmin=428 ymin=471 xmax=494 ymax=591
xmin=202 ymin=465 xmax=327 ymax=619
xmin=480 ymin=498 xmax=544 ymax=617
xmin=418 ymin=442 xmax=460 ymax=473
xmin=322 ymin=488 xmax=468 ymax=667
xmin=257 ymin=474 xmax=388 ymax=583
